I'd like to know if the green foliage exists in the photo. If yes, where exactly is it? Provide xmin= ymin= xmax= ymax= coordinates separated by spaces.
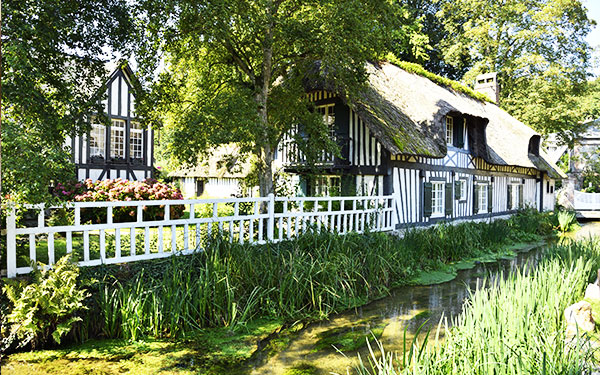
xmin=2 ymin=0 xmax=133 ymax=204
xmin=355 ymin=239 xmax=600 ymax=374
xmin=556 ymin=210 xmax=580 ymax=234
xmin=433 ymin=0 xmax=594 ymax=137
xmin=64 ymin=213 xmax=549 ymax=342
xmin=135 ymin=0 xmax=428 ymax=196
xmin=386 ymin=55 xmax=492 ymax=103
xmin=3 ymin=255 xmax=90 ymax=349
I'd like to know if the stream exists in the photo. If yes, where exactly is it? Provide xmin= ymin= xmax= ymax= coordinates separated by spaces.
xmin=249 ymin=221 xmax=600 ymax=375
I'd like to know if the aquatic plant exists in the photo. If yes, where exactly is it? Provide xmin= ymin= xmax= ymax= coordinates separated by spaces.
xmin=5 ymin=209 xmax=550 ymax=347
xmin=354 ymin=239 xmax=600 ymax=375
xmin=557 ymin=210 xmax=580 ymax=233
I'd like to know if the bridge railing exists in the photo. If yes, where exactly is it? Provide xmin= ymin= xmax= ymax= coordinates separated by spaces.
xmin=574 ymin=190 xmax=600 ymax=211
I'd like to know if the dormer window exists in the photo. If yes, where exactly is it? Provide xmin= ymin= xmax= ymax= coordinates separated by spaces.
xmin=446 ymin=116 xmax=454 ymax=146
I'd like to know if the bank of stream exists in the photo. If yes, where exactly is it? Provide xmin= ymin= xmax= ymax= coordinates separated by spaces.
xmin=249 ymin=224 xmax=599 ymax=375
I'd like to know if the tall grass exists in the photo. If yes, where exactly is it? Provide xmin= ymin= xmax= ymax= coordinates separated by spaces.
xmin=70 ymin=210 xmax=550 ymax=341
xmin=355 ymin=239 xmax=600 ymax=375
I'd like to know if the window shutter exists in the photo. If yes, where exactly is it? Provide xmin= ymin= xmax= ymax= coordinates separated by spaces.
xmin=424 ymin=182 xmax=433 ymax=217
xmin=487 ymin=184 xmax=493 ymax=213
xmin=507 ymin=185 xmax=512 ymax=210
xmin=454 ymin=120 xmax=465 ymax=148
xmin=473 ymin=184 xmax=479 ymax=214
xmin=445 ymin=183 xmax=453 ymax=216
xmin=518 ymin=184 xmax=524 ymax=208
xmin=454 ymin=181 xmax=461 ymax=200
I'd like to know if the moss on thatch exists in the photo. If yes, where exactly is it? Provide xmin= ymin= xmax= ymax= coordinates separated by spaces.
xmin=385 ymin=54 xmax=493 ymax=104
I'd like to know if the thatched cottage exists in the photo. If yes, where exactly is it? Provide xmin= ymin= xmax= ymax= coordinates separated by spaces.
xmin=170 ymin=145 xmax=254 ymax=198
xmin=276 ymin=61 xmax=564 ymax=225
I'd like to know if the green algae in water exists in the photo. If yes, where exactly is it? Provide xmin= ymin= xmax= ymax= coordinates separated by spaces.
xmin=410 ymin=269 xmax=457 ymax=285
xmin=313 ymin=321 xmax=387 ymax=352
xmin=284 ymin=363 xmax=320 ymax=375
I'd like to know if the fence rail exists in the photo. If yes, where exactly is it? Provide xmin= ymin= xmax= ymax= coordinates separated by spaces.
xmin=5 ymin=194 xmax=396 ymax=277
xmin=574 ymin=190 xmax=600 ymax=211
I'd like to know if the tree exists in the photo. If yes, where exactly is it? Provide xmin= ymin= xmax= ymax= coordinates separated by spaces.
xmin=135 ymin=0 xmax=427 ymax=198
xmin=396 ymin=0 xmax=467 ymax=79
xmin=2 ymin=0 xmax=132 ymax=204
xmin=435 ymin=0 xmax=595 ymax=137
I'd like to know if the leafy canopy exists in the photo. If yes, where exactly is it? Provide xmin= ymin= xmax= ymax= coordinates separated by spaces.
xmin=2 ymin=0 xmax=133 ymax=204
xmin=135 ymin=0 xmax=428 ymax=196
xmin=434 ymin=0 xmax=594 ymax=136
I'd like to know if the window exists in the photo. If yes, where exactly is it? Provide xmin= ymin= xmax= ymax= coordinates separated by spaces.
xmin=478 ymin=184 xmax=488 ymax=213
xmin=446 ymin=116 xmax=454 ymax=146
xmin=432 ymin=182 xmax=445 ymax=217
xmin=130 ymin=121 xmax=143 ymax=160
xmin=317 ymin=104 xmax=336 ymax=137
xmin=90 ymin=122 xmax=106 ymax=160
xmin=110 ymin=119 xmax=126 ymax=159
xmin=459 ymin=179 xmax=467 ymax=201
xmin=509 ymin=184 xmax=520 ymax=210
xmin=195 ymin=179 xmax=205 ymax=197
xmin=313 ymin=176 xmax=341 ymax=196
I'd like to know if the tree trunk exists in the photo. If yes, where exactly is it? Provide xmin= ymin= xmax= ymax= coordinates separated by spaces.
xmin=258 ymin=145 xmax=274 ymax=198
xmin=256 ymin=0 xmax=275 ymax=204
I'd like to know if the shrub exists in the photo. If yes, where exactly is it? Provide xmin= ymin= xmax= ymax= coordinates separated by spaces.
xmin=2 ymin=255 xmax=89 ymax=349
xmin=53 ymin=178 xmax=184 ymax=223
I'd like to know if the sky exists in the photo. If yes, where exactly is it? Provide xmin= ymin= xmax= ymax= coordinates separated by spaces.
xmin=585 ymin=0 xmax=600 ymax=76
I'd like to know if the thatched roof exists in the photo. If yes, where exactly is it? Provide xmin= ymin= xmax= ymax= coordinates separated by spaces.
xmin=323 ymin=62 xmax=564 ymax=179
xmin=169 ymin=144 xmax=253 ymax=179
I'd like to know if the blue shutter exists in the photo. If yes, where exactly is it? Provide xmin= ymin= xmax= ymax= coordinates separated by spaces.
xmin=424 ymin=182 xmax=433 ymax=217
xmin=445 ymin=183 xmax=453 ymax=216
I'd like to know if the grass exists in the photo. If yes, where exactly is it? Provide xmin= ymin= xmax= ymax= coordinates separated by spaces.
xmin=355 ymin=239 xmax=600 ymax=375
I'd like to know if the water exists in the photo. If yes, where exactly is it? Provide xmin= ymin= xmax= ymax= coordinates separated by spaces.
xmin=250 ymin=223 xmax=600 ymax=375
xmin=251 ymin=245 xmax=545 ymax=374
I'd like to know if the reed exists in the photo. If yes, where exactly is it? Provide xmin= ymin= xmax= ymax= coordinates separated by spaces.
xmin=79 ymin=210 xmax=549 ymax=341
xmin=355 ymin=239 xmax=600 ymax=375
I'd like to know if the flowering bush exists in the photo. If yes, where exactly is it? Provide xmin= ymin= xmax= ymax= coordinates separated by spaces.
xmin=53 ymin=178 xmax=184 ymax=223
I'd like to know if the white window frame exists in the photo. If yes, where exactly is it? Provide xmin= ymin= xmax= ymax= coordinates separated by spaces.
xmin=313 ymin=175 xmax=341 ymax=196
xmin=477 ymin=183 xmax=488 ymax=214
xmin=509 ymin=183 xmax=520 ymax=210
xmin=130 ymin=121 xmax=143 ymax=160
xmin=89 ymin=121 xmax=106 ymax=159
xmin=459 ymin=179 xmax=467 ymax=201
xmin=110 ymin=119 xmax=126 ymax=159
xmin=431 ymin=181 xmax=445 ymax=218
xmin=446 ymin=116 xmax=454 ymax=146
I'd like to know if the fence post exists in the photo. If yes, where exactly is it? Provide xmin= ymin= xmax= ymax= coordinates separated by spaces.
xmin=6 ymin=204 xmax=17 ymax=278
xmin=267 ymin=193 xmax=275 ymax=241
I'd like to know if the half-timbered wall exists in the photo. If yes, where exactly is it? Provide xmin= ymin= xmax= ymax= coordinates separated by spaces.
xmin=349 ymin=110 xmax=382 ymax=167
xmin=391 ymin=149 xmax=476 ymax=170
xmin=391 ymin=165 xmax=539 ymax=226
xmin=277 ymin=90 xmax=383 ymax=170
xmin=68 ymin=67 xmax=153 ymax=182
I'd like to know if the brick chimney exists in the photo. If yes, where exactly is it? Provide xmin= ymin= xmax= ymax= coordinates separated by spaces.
xmin=474 ymin=72 xmax=499 ymax=104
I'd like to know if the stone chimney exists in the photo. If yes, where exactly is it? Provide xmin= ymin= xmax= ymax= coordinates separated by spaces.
xmin=474 ymin=72 xmax=499 ymax=104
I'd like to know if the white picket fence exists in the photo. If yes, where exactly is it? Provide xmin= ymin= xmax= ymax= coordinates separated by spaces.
xmin=5 ymin=194 xmax=396 ymax=277
xmin=574 ymin=190 xmax=600 ymax=211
